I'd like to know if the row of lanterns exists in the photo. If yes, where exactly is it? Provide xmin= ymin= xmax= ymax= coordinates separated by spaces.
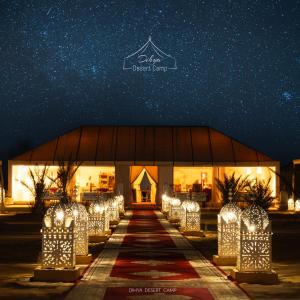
xmin=163 ymin=192 xmax=277 ymax=281
xmin=161 ymin=194 xmax=201 ymax=233
xmin=40 ymin=194 xmax=125 ymax=270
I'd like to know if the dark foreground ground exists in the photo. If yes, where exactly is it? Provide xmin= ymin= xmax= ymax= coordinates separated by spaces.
xmin=0 ymin=210 xmax=299 ymax=300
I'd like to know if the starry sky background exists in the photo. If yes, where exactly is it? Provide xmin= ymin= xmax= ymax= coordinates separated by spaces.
xmin=0 ymin=0 xmax=300 ymax=164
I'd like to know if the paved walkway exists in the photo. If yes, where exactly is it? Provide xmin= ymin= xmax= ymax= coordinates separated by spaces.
xmin=65 ymin=210 xmax=249 ymax=300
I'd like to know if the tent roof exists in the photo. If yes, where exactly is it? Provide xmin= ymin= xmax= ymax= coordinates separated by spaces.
xmin=12 ymin=126 xmax=275 ymax=164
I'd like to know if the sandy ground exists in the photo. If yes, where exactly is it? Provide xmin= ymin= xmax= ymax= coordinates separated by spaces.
xmin=0 ymin=213 xmax=105 ymax=300
xmin=0 ymin=211 xmax=299 ymax=299
xmin=189 ymin=212 xmax=300 ymax=300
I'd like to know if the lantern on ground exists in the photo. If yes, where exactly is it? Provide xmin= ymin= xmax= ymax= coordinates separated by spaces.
xmin=161 ymin=194 xmax=170 ymax=215
xmin=213 ymin=201 xmax=241 ymax=265
xmin=46 ymin=202 xmax=89 ymax=258
xmin=288 ymin=198 xmax=295 ymax=211
xmin=168 ymin=197 xmax=182 ymax=222
xmin=115 ymin=195 xmax=125 ymax=215
xmin=295 ymin=200 xmax=300 ymax=212
xmin=88 ymin=201 xmax=107 ymax=237
xmin=106 ymin=197 xmax=119 ymax=224
xmin=231 ymin=204 xmax=278 ymax=283
xmin=41 ymin=205 xmax=75 ymax=269
xmin=180 ymin=200 xmax=202 ymax=234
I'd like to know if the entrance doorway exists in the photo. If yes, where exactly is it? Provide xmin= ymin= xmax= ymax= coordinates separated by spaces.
xmin=130 ymin=166 xmax=158 ymax=204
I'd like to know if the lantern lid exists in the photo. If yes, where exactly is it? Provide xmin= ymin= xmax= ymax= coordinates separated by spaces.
xmin=182 ymin=199 xmax=200 ymax=212
xmin=240 ymin=204 xmax=270 ymax=232
xmin=220 ymin=202 xmax=241 ymax=223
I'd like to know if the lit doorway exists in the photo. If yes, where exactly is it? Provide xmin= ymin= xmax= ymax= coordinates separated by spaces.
xmin=130 ymin=166 xmax=158 ymax=204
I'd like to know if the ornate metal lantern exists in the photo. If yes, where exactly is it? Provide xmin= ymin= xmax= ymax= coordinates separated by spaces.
xmin=181 ymin=200 xmax=201 ymax=232
xmin=106 ymin=197 xmax=119 ymax=223
xmin=288 ymin=198 xmax=295 ymax=211
xmin=88 ymin=201 xmax=108 ymax=236
xmin=216 ymin=201 xmax=242 ymax=264
xmin=295 ymin=199 xmax=300 ymax=212
xmin=161 ymin=194 xmax=170 ymax=215
xmin=168 ymin=197 xmax=182 ymax=222
xmin=237 ymin=204 xmax=272 ymax=273
xmin=45 ymin=202 xmax=89 ymax=256
xmin=115 ymin=195 xmax=125 ymax=215
xmin=42 ymin=205 xmax=76 ymax=269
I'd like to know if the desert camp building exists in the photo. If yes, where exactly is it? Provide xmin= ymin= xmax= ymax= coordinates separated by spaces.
xmin=7 ymin=126 xmax=280 ymax=207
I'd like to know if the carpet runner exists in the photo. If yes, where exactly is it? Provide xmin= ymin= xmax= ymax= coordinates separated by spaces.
xmin=65 ymin=210 xmax=249 ymax=300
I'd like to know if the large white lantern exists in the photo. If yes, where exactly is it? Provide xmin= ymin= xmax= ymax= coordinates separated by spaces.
xmin=41 ymin=205 xmax=75 ymax=269
xmin=180 ymin=200 xmax=201 ymax=233
xmin=213 ymin=202 xmax=242 ymax=265
xmin=168 ymin=197 xmax=182 ymax=222
xmin=237 ymin=205 xmax=272 ymax=272
xmin=295 ymin=199 xmax=300 ymax=212
xmin=46 ymin=203 xmax=89 ymax=256
xmin=88 ymin=201 xmax=108 ymax=236
xmin=287 ymin=198 xmax=295 ymax=211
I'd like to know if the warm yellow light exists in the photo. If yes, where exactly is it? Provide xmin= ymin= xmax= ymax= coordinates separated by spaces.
xmin=248 ymin=224 xmax=256 ymax=232
xmin=73 ymin=209 xmax=78 ymax=217
xmin=257 ymin=167 xmax=262 ymax=174
xmin=246 ymin=168 xmax=252 ymax=175
xmin=288 ymin=198 xmax=295 ymax=211
xmin=56 ymin=210 xmax=64 ymax=221
xmin=295 ymin=200 xmax=300 ymax=212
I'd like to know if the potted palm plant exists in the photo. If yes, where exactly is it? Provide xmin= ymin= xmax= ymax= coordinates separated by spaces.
xmin=245 ymin=178 xmax=275 ymax=210
xmin=51 ymin=160 xmax=81 ymax=203
xmin=19 ymin=165 xmax=51 ymax=214
xmin=215 ymin=172 xmax=249 ymax=205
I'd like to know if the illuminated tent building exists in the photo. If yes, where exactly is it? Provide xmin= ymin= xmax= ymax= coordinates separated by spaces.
xmin=7 ymin=126 xmax=280 ymax=208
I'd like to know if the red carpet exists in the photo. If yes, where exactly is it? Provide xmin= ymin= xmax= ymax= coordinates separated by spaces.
xmin=107 ymin=210 xmax=213 ymax=299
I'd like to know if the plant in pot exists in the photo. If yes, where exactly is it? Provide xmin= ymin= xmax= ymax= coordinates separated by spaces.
xmin=215 ymin=172 xmax=249 ymax=205
xmin=51 ymin=160 xmax=81 ymax=203
xmin=19 ymin=165 xmax=51 ymax=215
xmin=245 ymin=178 xmax=275 ymax=210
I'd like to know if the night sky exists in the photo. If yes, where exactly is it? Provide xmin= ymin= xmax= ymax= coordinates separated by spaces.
xmin=0 ymin=0 xmax=300 ymax=163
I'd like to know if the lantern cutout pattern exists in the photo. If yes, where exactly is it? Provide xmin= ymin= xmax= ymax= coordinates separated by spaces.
xmin=218 ymin=202 xmax=242 ymax=258
xmin=181 ymin=200 xmax=201 ymax=232
xmin=116 ymin=195 xmax=125 ymax=214
xmin=168 ymin=197 xmax=182 ymax=221
xmin=162 ymin=194 xmax=170 ymax=214
xmin=46 ymin=203 xmax=89 ymax=256
xmin=106 ymin=197 xmax=119 ymax=222
xmin=287 ymin=198 xmax=295 ymax=211
xmin=295 ymin=200 xmax=300 ymax=212
xmin=42 ymin=205 xmax=76 ymax=269
xmin=88 ymin=201 xmax=107 ymax=235
xmin=237 ymin=205 xmax=272 ymax=273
